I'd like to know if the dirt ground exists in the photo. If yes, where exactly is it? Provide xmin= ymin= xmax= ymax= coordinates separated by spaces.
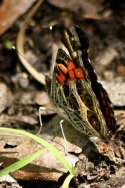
xmin=0 ymin=0 xmax=125 ymax=187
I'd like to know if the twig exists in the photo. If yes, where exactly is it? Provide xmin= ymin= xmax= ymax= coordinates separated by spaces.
xmin=16 ymin=0 xmax=46 ymax=85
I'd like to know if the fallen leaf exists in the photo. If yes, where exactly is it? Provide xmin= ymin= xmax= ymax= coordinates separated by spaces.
xmin=0 ymin=0 xmax=36 ymax=35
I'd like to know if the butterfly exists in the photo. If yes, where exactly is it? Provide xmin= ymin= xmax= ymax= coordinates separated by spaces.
xmin=50 ymin=25 xmax=117 ymax=141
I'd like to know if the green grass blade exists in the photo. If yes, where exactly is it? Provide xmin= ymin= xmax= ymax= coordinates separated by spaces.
xmin=0 ymin=149 xmax=45 ymax=177
xmin=62 ymin=174 xmax=74 ymax=188
xmin=0 ymin=128 xmax=75 ymax=175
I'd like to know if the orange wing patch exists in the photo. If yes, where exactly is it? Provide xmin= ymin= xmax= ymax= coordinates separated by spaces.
xmin=56 ymin=60 xmax=85 ymax=84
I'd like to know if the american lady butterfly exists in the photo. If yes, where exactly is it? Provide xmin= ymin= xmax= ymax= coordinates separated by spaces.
xmin=50 ymin=25 xmax=116 ymax=141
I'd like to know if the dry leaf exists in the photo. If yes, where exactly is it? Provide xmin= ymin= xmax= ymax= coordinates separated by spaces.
xmin=0 ymin=0 xmax=36 ymax=35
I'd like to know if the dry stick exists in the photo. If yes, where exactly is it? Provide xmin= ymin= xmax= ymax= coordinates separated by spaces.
xmin=37 ymin=106 xmax=47 ymax=135
xmin=17 ymin=0 xmax=46 ymax=85
xmin=60 ymin=119 xmax=68 ymax=156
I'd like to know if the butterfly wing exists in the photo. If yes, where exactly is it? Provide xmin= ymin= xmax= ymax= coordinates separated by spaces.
xmin=50 ymin=25 xmax=116 ymax=140
xmin=50 ymin=48 xmax=105 ymax=138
